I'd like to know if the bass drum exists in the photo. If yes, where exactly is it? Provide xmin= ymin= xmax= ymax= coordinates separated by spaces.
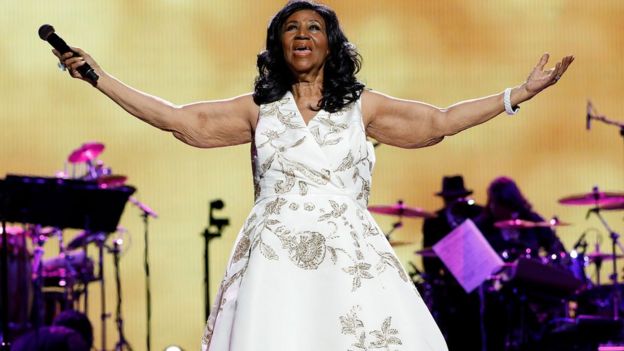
xmin=0 ymin=226 xmax=32 ymax=334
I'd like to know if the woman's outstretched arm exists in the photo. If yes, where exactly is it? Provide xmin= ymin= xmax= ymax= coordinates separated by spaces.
xmin=363 ymin=54 xmax=574 ymax=148
xmin=56 ymin=47 xmax=258 ymax=148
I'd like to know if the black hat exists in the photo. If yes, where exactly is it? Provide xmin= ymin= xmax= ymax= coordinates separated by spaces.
xmin=435 ymin=175 xmax=473 ymax=197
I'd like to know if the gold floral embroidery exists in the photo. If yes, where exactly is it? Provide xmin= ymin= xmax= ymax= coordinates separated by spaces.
xmin=318 ymin=200 xmax=348 ymax=221
xmin=281 ymin=231 xmax=327 ymax=270
xmin=275 ymin=169 xmax=296 ymax=194
xmin=343 ymin=262 xmax=374 ymax=291
xmin=264 ymin=197 xmax=287 ymax=216
xmin=340 ymin=306 xmax=403 ymax=350
xmin=231 ymin=236 xmax=250 ymax=264
xmin=298 ymin=181 xmax=309 ymax=196
xmin=335 ymin=151 xmax=354 ymax=172
xmin=371 ymin=245 xmax=409 ymax=282
xmin=277 ymin=108 xmax=305 ymax=129
xmin=362 ymin=222 xmax=380 ymax=238
xmin=259 ymin=98 xmax=288 ymax=116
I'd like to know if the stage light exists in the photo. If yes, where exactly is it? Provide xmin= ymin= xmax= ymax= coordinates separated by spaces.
xmin=164 ymin=345 xmax=184 ymax=351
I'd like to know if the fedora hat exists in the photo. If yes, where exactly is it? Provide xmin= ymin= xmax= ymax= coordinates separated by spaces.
xmin=435 ymin=175 xmax=473 ymax=197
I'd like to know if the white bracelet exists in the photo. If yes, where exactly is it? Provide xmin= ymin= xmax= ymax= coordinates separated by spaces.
xmin=503 ymin=88 xmax=520 ymax=115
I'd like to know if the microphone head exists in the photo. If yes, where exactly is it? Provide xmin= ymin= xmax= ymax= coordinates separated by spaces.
xmin=38 ymin=24 xmax=55 ymax=40
xmin=210 ymin=199 xmax=224 ymax=210
xmin=586 ymin=100 xmax=593 ymax=130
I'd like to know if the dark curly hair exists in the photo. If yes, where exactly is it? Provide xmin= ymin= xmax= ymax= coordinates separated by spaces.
xmin=253 ymin=0 xmax=365 ymax=113
xmin=486 ymin=176 xmax=533 ymax=214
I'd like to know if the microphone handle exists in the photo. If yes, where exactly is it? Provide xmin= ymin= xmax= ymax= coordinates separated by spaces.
xmin=48 ymin=32 xmax=99 ymax=84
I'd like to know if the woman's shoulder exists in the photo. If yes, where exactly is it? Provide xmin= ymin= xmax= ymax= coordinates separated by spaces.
xmin=360 ymin=89 xmax=387 ymax=125
xmin=224 ymin=93 xmax=260 ymax=129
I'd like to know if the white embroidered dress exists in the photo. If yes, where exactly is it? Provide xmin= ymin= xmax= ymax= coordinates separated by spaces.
xmin=202 ymin=92 xmax=447 ymax=351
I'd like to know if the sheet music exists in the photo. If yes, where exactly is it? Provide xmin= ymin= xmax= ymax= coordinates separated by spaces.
xmin=433 ymin=219 xmax=504 ymax=293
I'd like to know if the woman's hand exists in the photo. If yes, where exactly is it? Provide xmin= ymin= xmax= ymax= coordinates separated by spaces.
xmin=53 ymin=47 xmax=102 ymax=84
xmin=523 ymin=53 xmax=574 ymax=97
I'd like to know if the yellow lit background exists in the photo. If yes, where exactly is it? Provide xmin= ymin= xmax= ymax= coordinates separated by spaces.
xmin=2 ymin=1 xmax=623 ymax=349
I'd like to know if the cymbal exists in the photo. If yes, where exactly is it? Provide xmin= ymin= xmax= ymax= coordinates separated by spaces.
xmin=601 ymin=200 xmax=624 ymax=211
xmin=67 ymin=231 xmax=106 ymax=250
xmin=68 ymin=142 xmax=105 ymax=164
xmin=494 ymin=218 xmax=571 ymax=229
xmin=368 ymin=201 xmax=435 ymax=218
xmin=559 ymin=190 xmax=624 ymax=206
xmin=388 ymin=240 xmax=415 ymax=247
xmin=586 ymin=252 xmax=624 ymax=262
xmin=97 ymin=175 xmax=127 ymax=189
xmin=414 ymin=247 xmax=437 ymax=257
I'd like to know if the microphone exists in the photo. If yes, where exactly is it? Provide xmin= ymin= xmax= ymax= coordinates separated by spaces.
xmin=586 ymin=100 xmax=593 ymax=131
xmin=572 ymin=231 xmax=587 ymax=250
xmin=38 ymin=24 xmax=99 ymax=85
xmin=209 ymin=199 xmax=229 ymax=231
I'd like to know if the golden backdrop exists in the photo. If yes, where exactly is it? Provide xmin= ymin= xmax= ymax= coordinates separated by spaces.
xmin=2 ymin=0 xmax=623 ymax=349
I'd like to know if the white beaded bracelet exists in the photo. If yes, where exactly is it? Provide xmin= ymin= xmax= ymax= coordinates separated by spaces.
xmin=503 ymin=88 xmax=520 ymax=115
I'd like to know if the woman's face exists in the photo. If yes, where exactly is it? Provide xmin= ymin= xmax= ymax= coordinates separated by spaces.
xmin=280 ymin=9 xmax=330 ymax=78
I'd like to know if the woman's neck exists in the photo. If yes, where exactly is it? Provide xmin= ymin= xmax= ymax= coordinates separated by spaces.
xmin=291 ymin=76 xmax=323 ymax=99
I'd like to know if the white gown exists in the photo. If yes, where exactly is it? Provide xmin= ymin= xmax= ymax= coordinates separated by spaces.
xmin=202 ymin=91 xmax=447 ymax=351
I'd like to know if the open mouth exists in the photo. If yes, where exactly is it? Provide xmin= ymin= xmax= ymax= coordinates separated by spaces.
xmin=294 ymin=44 xmax=312 ymax=54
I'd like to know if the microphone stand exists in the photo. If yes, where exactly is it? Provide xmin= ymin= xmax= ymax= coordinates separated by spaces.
xmin=202 ymin=200 xmax=229 ymax=320
xmin=587 ymin=101 xmax=624 ymax=180
xmin=128 ymin=197 xmax=157 ymax=351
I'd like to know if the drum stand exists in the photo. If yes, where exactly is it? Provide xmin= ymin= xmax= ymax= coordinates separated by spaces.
xmin=30 ymin=228 xmax=47 ymax=330
xmin=111 ymin=239 xmax=132 ymax=351
xmin=589 ymin=207 xmax=624 ymax=320
xmin=0 ymin=220 xmax=10 ymax=350
xmin=94 ymin=233 xmax=110 ymax=351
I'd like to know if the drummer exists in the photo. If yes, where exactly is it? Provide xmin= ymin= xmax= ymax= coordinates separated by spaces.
xmin=473 ymin=176 xmax=567 ymax=350
xmin=474 ymin=176 xmax=565 ymax=261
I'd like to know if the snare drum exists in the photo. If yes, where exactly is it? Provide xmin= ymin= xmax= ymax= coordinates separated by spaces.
xmin=0 ymin=226 xmax=32 ymax=332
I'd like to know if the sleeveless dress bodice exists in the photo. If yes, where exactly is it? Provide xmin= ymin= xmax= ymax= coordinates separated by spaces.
xmin=252 ymin=91 xmax=374 ymax=208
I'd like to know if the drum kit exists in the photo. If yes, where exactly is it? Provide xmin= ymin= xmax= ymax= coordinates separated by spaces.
xmin=0 ymin=141 xmax=153 ymax=351
xmin=368 ymin=186 xmax=624 ymax=348
xmin=368 ymin=200 xmax=434 ymax=247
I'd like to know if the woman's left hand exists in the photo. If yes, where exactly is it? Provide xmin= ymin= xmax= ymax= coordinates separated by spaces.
xmin=523 ymin=53 xmax=574 ymax=97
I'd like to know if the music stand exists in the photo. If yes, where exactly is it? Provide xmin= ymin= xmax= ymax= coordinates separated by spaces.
xmin=0 ymin=174 xmax=135 ymax=349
